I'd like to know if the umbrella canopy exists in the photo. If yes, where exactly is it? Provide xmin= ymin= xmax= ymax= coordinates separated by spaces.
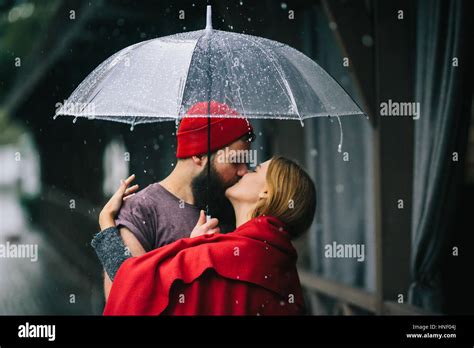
xmin=54 ymin=6 xmax=364 ymax=129
xmin=54 ymin=5 xmax=365 ymax=219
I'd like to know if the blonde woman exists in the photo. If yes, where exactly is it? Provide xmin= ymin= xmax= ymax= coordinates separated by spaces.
xmin=93 ymin=156 xmax=316 ymax=315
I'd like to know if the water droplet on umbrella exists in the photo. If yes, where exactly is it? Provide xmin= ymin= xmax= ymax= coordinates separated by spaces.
xmin=72 ymin=117 xmax=78 ymax=124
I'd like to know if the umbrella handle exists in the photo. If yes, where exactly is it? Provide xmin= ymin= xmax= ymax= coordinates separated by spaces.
xmin=336 ymin=115 xmax=343 ymax=153
xmin=206 ymin=214 xmax=212 ymax=222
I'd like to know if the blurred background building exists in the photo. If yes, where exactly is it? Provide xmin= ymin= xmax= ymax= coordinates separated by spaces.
xmin=0 ymin=0 xmax=472 ymax=315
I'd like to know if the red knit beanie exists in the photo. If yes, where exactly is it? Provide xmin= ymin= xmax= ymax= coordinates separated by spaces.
xmin=176 ymin=101 xmax=253 ymax=159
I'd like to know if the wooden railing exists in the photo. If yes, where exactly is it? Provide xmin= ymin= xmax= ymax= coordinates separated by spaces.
xmin=298 ymin=269 xmax=433 ymax=315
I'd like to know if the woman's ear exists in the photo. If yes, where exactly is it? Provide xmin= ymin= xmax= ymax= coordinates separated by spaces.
xmin=258 ymin=190 xmax=269 ymax=200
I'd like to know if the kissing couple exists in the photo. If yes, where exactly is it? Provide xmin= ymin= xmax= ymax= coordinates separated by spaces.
xmin=92 ymin=100 xmax=317 ymax=315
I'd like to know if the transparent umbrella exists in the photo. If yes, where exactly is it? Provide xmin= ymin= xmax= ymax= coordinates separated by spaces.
xmin=54 ymin=5 xmax=365 ymax=217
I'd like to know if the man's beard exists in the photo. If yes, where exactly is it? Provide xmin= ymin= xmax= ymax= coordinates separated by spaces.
xmin=191 ymin=162 xmax=236 ymax=233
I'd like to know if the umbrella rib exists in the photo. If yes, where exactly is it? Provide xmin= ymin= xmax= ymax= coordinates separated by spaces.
xmin=176 ymin=37 xmax=204 ymax=118
xmin=240 ymin=34 xmax=301 ymax=119
xmin=221 ymin=38 xmax=247 ymax=116
xmin=177 ymin=30 xmax=210 ymax=119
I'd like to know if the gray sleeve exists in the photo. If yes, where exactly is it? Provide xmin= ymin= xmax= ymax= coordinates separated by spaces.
xmin=91 ymin=226 xmax=132 ymax=281
xmin=115 ymin=197 xmax=155 ymax=252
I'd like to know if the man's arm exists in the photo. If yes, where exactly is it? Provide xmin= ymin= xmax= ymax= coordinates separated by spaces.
xmin=103 ymin=226 xmax=147 ymax=301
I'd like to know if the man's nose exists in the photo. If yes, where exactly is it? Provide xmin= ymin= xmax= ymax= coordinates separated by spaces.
xmin=236 ymin=164 xmax=248 ymax=177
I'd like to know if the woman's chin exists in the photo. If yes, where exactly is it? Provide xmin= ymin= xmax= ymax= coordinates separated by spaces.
xmin=224 ymin=187 xmax=233 ymax=200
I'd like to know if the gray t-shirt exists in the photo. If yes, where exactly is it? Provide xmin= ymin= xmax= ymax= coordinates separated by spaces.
xmin=115 ymin=183 xmax=200 ymax=252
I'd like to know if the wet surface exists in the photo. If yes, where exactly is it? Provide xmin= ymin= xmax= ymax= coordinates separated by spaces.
xmin=0 ymin=193 xmax=103 ymax=315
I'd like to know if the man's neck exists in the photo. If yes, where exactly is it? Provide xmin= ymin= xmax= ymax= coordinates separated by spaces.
xmin=159 ymin=163 xmax=195 ymax=205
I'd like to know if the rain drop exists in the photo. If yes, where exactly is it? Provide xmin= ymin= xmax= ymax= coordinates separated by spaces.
xmin=361 ymin=34 xmax=374 ymax=47
xmin=72 ymin=117 xmax=78 ymax=124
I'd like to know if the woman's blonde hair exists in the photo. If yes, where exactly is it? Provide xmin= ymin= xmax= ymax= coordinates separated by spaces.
xmin=251 ymin=156 xmax=316 ymax=239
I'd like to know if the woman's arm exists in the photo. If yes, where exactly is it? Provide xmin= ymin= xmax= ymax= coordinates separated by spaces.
xmin=94 ymin=209 xmax=220 ymax=280
xmin=92 ymin=226 xmax=131 ymax=281
xmin=91 ymin=175 xmax=139 ymax=283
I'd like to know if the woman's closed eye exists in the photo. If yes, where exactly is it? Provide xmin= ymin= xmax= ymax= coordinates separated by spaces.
xmin=249 ymin=165 xmax=260 ymax=173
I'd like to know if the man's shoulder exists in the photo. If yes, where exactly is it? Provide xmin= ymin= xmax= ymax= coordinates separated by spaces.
xmin=122 ymin=182 xmax=162 ymax=207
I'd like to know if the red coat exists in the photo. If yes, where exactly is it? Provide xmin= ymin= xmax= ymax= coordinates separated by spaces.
xmin=104 ymin=216 xmax=305 ymax=315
